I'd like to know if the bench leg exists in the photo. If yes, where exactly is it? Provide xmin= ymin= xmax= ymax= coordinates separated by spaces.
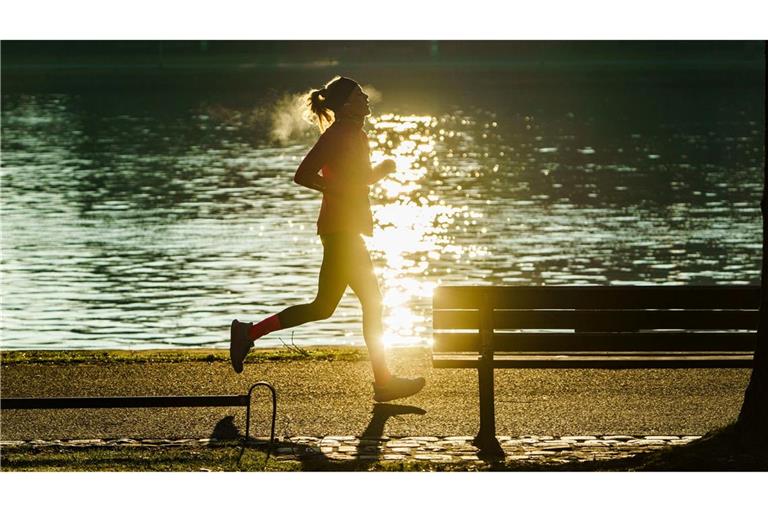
xmin=474 ymin=363 xmax=504 ymax=458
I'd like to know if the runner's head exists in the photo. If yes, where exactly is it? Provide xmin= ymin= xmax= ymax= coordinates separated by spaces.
xmin=306 ymin=76 xmax=370 ymax=130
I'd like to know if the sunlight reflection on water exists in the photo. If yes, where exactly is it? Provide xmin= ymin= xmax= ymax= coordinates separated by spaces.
xmin=0 ymin=91 xmax=763 ymax=350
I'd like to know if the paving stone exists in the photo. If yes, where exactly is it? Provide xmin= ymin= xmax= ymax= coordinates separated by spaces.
xmin=644 ymin=436 xmax=679 ymax=441
xmin=391 ymin=447 xmax=414 ymax=453
xmin=610 ymin=453 xmax=637 ymax=459
xmin=561 ymin=436 xmax=598 ymax=441
xmin=535 ymin=442 xmax=573 ymax=450
xmin=682 ymin=436 xmax=703 ymax=440
xmin=460 ymin=455 xmax=480 ymax=461
xmin=527 ymin=450 xmax=556 ymax=456
xmin=602 ymin=435 xmax=636 ymax=441
xmin=328 ymin=454 xmax=355 ymax=461
xmin=444 ymin=436 xmax=474 ymax=442
xmin=383 ymin=454 xmax=405 ymax=460
xmin=403 ymin=436 xmax=439 ymax=442
xmin=626 ymin=439 xmax=667 ymax=446
xmin=414 ymin=454 xmax=453 ymax=462
xmin=320 ymin=440 xmax=341 ymax=447
xmin=337 ymin=445 xmax=358 ymax=453
xmin=449 ymin=446 xmax=479 ymax=453
xmin=320 ymin=446 xmax=334 ymax=453
xmin=325 ymin=436 xmax=356 ymax=441
xmin=386 ymin=441 xmax=420 ymax=448
xmin=358 ymin=438 xmax=386 ymax=445
xmin=289 ymin=436 xmax=319 ymax=443
xmin=592 ymin=453 xmax=621 ymax=460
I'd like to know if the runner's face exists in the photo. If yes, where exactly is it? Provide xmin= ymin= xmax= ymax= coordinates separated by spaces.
xmin=340 ymin=87 xmax=371 ymax=118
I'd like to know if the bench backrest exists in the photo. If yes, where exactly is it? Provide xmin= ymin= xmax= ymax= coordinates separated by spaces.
xmin=433 ymin=286 xmax=760 ymax=354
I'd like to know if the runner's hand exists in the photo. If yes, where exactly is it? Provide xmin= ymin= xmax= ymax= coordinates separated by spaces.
xmin=378 ymin=159 xmax=396 ymax=174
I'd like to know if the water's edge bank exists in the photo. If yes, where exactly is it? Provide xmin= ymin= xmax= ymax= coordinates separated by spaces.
xmin=0 ymin=347 xmax=435 ymax=365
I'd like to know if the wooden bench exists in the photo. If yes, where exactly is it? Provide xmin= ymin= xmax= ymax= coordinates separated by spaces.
xmin=3 ymin=382 xmax=277 ymax=453
xmin=432 ymin=285 xmax=759 ymax=456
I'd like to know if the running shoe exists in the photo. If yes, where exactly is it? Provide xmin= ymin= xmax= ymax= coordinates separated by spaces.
xmin=373 ymin=376 xmax=426 ymax=403
xmin=229 ymin=319 xmax=254 ymax=374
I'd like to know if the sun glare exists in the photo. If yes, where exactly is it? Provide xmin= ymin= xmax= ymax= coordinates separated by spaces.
xmin=364 ymin=113 xmax=471 ymax=347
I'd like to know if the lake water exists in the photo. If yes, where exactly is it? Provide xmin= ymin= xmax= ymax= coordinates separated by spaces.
xmin=1 ymin=70 xmax=764 ymax=350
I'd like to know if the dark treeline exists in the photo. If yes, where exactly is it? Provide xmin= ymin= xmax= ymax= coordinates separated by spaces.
xmin=3 ymin=40 xmax=764 ymax=66
xmin=2 ymin=41 xmax=764 ymax=94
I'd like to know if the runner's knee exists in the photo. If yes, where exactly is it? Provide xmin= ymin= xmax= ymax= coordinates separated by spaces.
xmin=309 ymin=298 xmax=337 ymax=320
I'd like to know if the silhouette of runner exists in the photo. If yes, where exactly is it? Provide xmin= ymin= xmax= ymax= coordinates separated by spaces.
xmin=230 ymin=76 xmax=425 ymax=403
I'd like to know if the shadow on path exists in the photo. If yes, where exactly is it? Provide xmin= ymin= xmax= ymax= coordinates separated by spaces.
xmin=238 ymin=403 xmax=427 ymax=470
xmin=210 ymin=416 xmax=240 ymax=444
xmin=300 ymin=403 xmax=427 ymax=470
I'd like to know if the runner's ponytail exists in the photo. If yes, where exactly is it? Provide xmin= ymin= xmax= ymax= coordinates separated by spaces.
xmin=306 ymin=87 xmax=334 ymax=130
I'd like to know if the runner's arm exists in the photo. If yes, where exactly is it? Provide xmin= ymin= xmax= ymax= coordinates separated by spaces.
xmin=294 ymin=135 xmax=331 ymax=193
xmin=368 ymin=159 xmax=396 ymax=184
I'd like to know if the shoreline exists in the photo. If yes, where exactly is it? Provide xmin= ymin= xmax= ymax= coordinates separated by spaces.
xmin=0 ymin=346 xmax=431 ymax=366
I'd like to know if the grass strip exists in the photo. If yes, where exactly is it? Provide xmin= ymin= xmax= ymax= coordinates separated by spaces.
xmin=0 ymin=347 xmax=375 ymax=366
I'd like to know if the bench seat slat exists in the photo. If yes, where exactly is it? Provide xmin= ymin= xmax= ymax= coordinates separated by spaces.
xmin=1 ymin=395 xmax=250 ymax=410
xmin=433 ymin=332 xmax=757 ymax=353
xmin=433 ymin=309 xmax=759 ymax=330
xmin=433 ymin=353 xmax=754 ymax=369
xmin=434 ymin=286 xmax=760 ymax=310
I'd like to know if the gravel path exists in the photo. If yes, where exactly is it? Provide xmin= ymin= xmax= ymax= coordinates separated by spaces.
xmin=0 ymin=349 xmax=750 ymax=441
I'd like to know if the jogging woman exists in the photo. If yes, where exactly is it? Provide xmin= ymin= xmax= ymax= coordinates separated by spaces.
xmin=230 ymin=76 xmax=425 ymax=403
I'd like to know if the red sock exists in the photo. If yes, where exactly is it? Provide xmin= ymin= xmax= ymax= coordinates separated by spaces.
xmin=249 ymin=314 xmax=282 ymax=342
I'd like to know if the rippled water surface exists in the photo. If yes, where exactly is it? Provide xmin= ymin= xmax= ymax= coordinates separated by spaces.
xmin=1 ymin=76 xmax=764 ymax=349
